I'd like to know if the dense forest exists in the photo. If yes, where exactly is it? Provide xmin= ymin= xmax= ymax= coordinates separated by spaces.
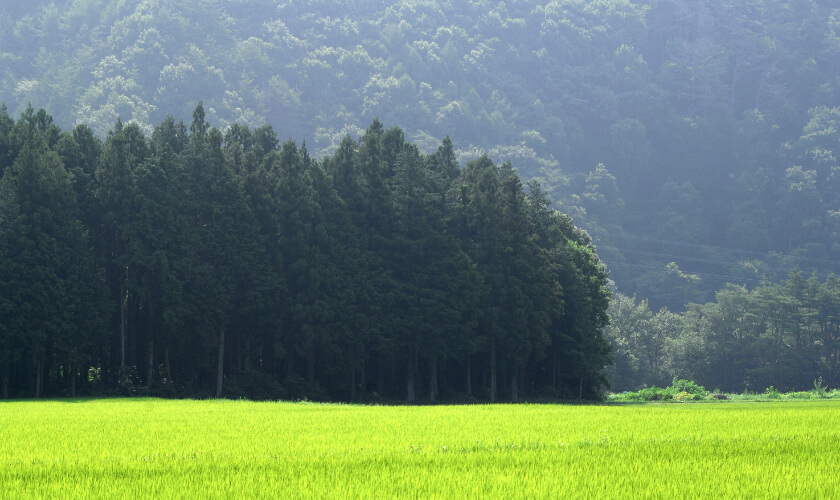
xmin=3 ymin=0 xmax=840 ymax=309
xmin=0 ymin=104 xmax=611 ymax=400
xmin=3 ymin=0 xmax=840 ymax=394
xmin=607 ymin=273 xmax=840 ymax=392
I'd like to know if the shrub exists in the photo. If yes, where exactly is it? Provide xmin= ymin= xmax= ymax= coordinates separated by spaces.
xmin=637 ymin=386 xmax=672 ymax=401
xmin=673 ymin=391 xmax=695 ymax=402
xmin=764 ymin=386 xmax=781 ymax=399
xmin=785 ymin=391 xmax=814 ymax=400
xmin=812 ymin=377 xmax=828 ymax=398
xmin=670 ymin=378 xmax=709 ymax=398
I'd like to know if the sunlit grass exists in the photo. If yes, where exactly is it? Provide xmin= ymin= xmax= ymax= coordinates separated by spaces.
xmin=2 ymin=399 xmax=839 ymax=498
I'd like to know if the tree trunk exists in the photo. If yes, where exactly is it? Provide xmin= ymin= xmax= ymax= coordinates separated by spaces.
xmin=237 ymin=335 xmax=244 ymax=373
xmin=490 ymin=337 xmax=497 ymax=402
xmin=579 ymin=376 xmax=583 ymax=401
xmin=349 ymin=365 xmax=356 ymax=402
xmin=120 ymin=284 xmax=127 ymax=387
xmin=833 ymin=348 xmax=839 ymax=389
xmin=442 ymin=359 xmax=447 ymax=396
xmin=511 ymin=368 xmax=519 ymax=403
xmin=406 ymin=356 xmax=416 ymax=402
xmin=390 ymin=360 xmax=397 ymax=395
xmin=307 ymin=348 xmax=315 ymax=383
xmin=164 ymin=345 xmax=172 ymax=382
xmin=429 ymin=356 xmax=438 ymax=402
xmin=466 ymin=355 xmax=472 ymax=396
xmin=69 ymin=364 xmax=76 ymax=398
xmin=722 ymin=344 xmax=729 ymax=390
xmin=377 ymin=356 xmax=386 ymax=396
xmin=243 ymin=339 xmax=251 ymax=372
xmin=2 ymin=366 xmax=8 ymax=399
xmin=360 ymin=360 xmax=366 ymax=401
xmin=502 ymin=363 xmax=508 ymax=399
xmin=35 ymin=359 xmax=42 ymax=399
xmin=215 ymin=326 xmax=225 ymax=398
xmin=146 ymin=340 xmax=154 ymax=390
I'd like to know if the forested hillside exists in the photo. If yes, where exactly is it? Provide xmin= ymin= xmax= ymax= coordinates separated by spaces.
xmin=2 ymin=0 xmax=840 ymax=311
xmin=3 ymin=0 xmax=840 ymax=394
xmin=0 ymin=104 xmax=611 ymax=400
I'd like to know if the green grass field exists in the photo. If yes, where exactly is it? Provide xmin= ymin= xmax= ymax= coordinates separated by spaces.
xmin=2 ymin=399 xmax=839 ymax=498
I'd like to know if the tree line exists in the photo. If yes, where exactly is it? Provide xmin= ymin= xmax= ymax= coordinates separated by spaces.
xmin=0 ymin=103 xmax=612 ymax=401
xmin=607 ymin=271 xmax=840 ymax=393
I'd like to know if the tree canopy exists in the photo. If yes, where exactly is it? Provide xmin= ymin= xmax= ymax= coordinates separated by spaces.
xmin=0 ymin=105 xmax=611 ymax=401
xmin=3 ymin=0 xmax=840 ymax=312
xmin=5 ymin=0 xmax=840 ymax=394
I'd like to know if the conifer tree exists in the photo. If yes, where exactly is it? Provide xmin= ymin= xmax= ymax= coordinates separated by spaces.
xmin=2 ymin=107 xmax=106 ymax=397
xmin=527 ymin=181 xmax=612 ymax=399
xmin=183 ymin=103 xmax=268 ymax=397
xmin=97 ymin=118 xmax=147 ymax=387
xmin=394 ymin=143 xmax=481 ymax=401
xmin=496 ymin=162 xmax=556 ymax=401
xmin=0 ymin=104 xmax=15 ymax=177
xmin=460 ymin=155 xmax=506 ymax=401
xmin=0 ymin=170 xmax=23 ymax=398
xmin=274 ymin=139 xmax=338 ymax=385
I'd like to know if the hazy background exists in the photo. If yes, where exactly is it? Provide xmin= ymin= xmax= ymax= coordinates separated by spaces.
xmin=3 ymin=0 xmax=840 ymax=311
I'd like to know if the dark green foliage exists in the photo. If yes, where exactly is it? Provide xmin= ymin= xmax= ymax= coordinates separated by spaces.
xmin=670 ymin=378 xmax=710 ymax=398
xmin=0 ymin=106 xmax=611 ymax=401
xmin=617 ymin=378 xmax=709 ymax=402
xmin=607 ymin=272 xmax=840 ymax=393
xmin=7 ymin=0 xmax=840 ymax=399
xmin=5 ymin=0 xmax=840 ymax=312
xmin=0 ymin=106 xmax=107 ymax=397
xmin=527 ymin=181 xmax=613 ymax=400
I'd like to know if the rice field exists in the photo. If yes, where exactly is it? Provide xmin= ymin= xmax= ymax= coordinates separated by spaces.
xmin=2 ymin=399 xmax=839 ymax=498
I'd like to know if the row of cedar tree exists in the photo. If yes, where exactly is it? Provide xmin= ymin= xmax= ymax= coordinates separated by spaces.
xmin=0 ymin=103 xmax=612 ymax=402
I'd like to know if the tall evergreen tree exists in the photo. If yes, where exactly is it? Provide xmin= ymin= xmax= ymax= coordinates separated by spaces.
xmin=128 ymin=141 xmax=192 ymax=388
xmin=97 ymin=118 xmax=147 ymax=387
xmin=527 ymin=181 xmax=612 ymax=399
xmin=0 ymin=170 xmax=24 ymax=398
xmin=496 ymin=163 xmax=556 ymax=401
xmin=389 ymin=142 xmax=481 ymax=401
xmin=0 ymin=104 xmax=15 ymax=177
xmin=1 ymin=106 xmax=106 ymax=397
xmin=183 ymin=103 xmax=268 ymax=397
xmin=460 ymin=155 xmax=507 ymax=402
xmin=273 ymin=139 xmax=340 ymax=387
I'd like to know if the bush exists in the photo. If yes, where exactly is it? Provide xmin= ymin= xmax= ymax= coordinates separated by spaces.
xmin=812 ymin=377 xmax=828 ymax=398
xmin=670 ymin=378 xmax=709 ymax=398
xmin=636 ymin=386 xmax=672 ymax=401
xmin=784 ymin=391 xmax=814 ymax=400
xmin=610 ymin=380 xmax=840 ymax=403
xmin=610 ymin=379 xmax=711 ymax=402
xmin=764 ymin=386 xmax=781 ymax=399
xmin=673 ymin=391 xmax=696 ymax=402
